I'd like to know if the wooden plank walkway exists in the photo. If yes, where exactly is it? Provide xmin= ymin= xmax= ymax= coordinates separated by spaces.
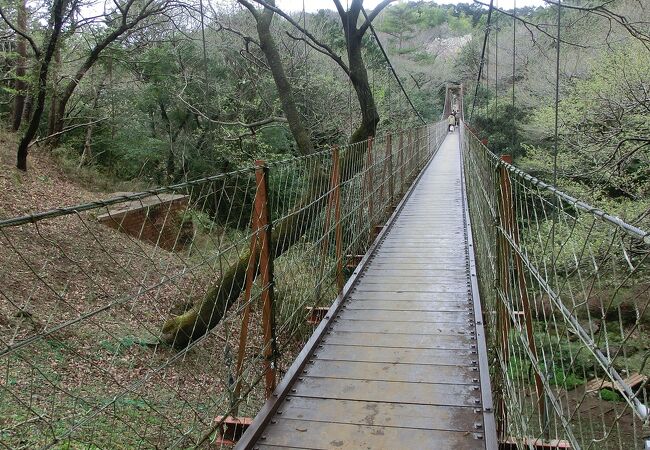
xmin=237 ymin=131 xmax=497 ymax=449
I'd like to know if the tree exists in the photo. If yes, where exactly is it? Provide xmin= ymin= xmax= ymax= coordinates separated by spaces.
xmin=10 ymin=0 xmax=70 ymax=171
xmin=238 ymin=0 xmax=313 ymax=155
xmin=160 ymin=0 xmax=394 ymax=348
xmin=50 ymin=0 xmax=179 ymax=139
xmin=11 ymin=0 xmax=27 ymax=131
xmin=0 ymin=0 xmax=178 ymax=170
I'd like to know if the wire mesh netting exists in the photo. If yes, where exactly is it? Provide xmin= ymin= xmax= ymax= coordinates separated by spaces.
xmin=462 ymin=123 xmax=650 ymax=449
xmin=0 ymin=121 xmax=447 ymax=449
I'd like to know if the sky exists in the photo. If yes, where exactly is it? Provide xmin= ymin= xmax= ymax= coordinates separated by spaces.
xmin=276 ymin=0 xmax=547 ymax=13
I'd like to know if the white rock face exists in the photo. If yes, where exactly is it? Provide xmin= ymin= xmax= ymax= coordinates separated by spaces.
xmin=424 ymin=34 xmax=472 ymax=58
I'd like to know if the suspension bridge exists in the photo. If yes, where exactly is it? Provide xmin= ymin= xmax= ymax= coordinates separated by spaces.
xmin=1 ymin=91 xmax=649 ymax=448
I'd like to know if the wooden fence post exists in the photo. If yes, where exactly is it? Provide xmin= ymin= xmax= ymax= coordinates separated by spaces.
xmin=232 ymin=177 xmax=260 ymax=412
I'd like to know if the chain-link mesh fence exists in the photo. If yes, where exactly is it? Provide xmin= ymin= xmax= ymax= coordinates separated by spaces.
xmin=462 ymin=123 xmax=650 ymax=449
xmin=0 ymin=121 xmax=447 ymax=449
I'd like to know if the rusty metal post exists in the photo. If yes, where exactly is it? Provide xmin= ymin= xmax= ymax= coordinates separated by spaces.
xmin=232 ymin=169 xmax=263 ymax=412
xmin=496 ymin=154 xmax=513 ymax=439
xmin=365 ymin=136 xmax=374 ymax=224
xmin=386 ymin=133 xmax=394 ymax=209
xmin=407 ymin=129 xmax=414 ymax=181
xmin=254 ymin=160 xmax=276 ymax=399
xmin=332 ymin=148 xmax=344 ymax=291
xmin=505 ymin=158 xmax=546 ymax=424
xmin=397 ymin=130 xmax=406 ymax=196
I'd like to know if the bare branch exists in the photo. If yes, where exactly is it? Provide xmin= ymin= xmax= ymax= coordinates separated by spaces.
xmin=250 ymin=0 xmax=350 ymax=75
xmin=473 ymin=0 xmax=588 ymax=48
xmin=541 ymin=0 xmax=650 ymax=51
xmin=358 ymin=0 xmax=396 ymax=37
xmin=237 ymin=0 xmax=260 ymax=20
xmin=29 ymin=117 xmax=109 ymax=147
xmin=0 ymin=6 xmax=40 ymax=57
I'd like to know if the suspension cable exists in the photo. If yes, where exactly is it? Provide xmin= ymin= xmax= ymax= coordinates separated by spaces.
xmin=360 ymin=6 xmax=425 ymax=124
xmin=494 ymin=14 xmax=498 ymax=114
xmin=469 ymin=0 xmax=495 ymax=123
xmin=510 ymin=0 xmax=517 ymax=149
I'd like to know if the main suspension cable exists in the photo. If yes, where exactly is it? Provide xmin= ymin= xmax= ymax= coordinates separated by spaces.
xmin=360 ymin=6 xmax=425 ymax=124
xmin=469 ymin=0 xmax=495 ymax=123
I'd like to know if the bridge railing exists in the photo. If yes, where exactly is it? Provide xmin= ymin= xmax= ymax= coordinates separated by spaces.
xmin=0 ymin=120 xmax=447 ymax=448
xmin=462 ymin=123 xmax=650 ymax=449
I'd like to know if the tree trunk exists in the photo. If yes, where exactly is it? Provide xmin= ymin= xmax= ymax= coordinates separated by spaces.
xmin=79 ymin=83 xmax=101 ymax=167
xmin=161 ymin=0 xmax=383 ymax=348
xmin=162 ymin=0 xmax=319 ymax=347
xmin=22 ymin=94 xmax=33 ymax=123
xmin=159 ymin=101 xmax=175 ymax=179
xmin=79 ymin=119 xmax=94 ymax=167
xmin=47 ymin=46 xmax=61 ymax=137
xmin=16 ymin=0 xmax=66 ymax=171
xmin=347 ymin=34 xmax=380 ymax=143
xmin=12 ymin=0 xmax=27 ymax=131
xmin=255 ymin=2 xmax=313 ymax=156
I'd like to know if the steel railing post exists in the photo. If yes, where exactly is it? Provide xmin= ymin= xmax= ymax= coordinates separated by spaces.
xmin=233 ymin=170 xmax=260 ymax=412
xmin=366 ymin=136 xmax=374 ymax=225
xmin=254 ymin=160 xmax=277 ymax=399
xmin=503 ymin=156 xmax=546 ymax=425
xmin=398 ymin=132 xmax=405 ymax=196
xmin=496 ymin=154 xmax=513 ymax=440
xmin=386 ymin=133 xmax=394 ymax=208
xmin=332 ymin=148 xmax=343 ymax=291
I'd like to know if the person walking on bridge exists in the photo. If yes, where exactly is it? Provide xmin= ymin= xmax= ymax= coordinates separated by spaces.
xmin=448 ymin=113 xmax=456 ymax=132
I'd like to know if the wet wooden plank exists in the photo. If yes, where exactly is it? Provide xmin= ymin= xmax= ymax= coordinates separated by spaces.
xmin=315 ymin=345 xmax=478 ymax=366
xmin=291 ymin=377 xmax=482 ymax=407
xmin=322 ymin=331 xmax=475 ymax=349
xmin=257 ymin=419 xmax=484 ymax=449
xmin=337 ymin=309 xmax=473 ymax=323
xmin=343 ymin=300 xmax=471 ymax=311
xmin=360 ymin=275 xmax=468 ymax=283
xmin=305 ymin=360 xmax=480 ymax=385
xmin=352 ymin=283 xmax=468 ymax=293
xmin=347 ymin=291 xmax=468 ymax=302
xmin=332 ymin=320 xmax=472 ymax=334
xmin=269 ymin=397 xmax=482 ymax=431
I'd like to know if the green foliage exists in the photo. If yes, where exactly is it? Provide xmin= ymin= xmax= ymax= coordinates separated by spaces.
xmin=517 ymin=40 xmax=650 ymax=227
xmin=599 ymin=389 xmax=624 ymax=402
xmin=472 ymin=103 xmax=527 ymax=157
xmin=548 ymin=367 xmax=585 ymax=390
